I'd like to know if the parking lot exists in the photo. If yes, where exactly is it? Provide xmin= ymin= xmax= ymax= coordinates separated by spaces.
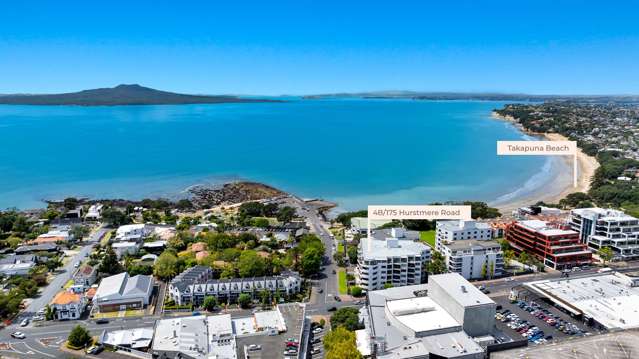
xmin=493 ymin=294 xmax=591 ymax=345
xmin=236 ymin=303 xmax=306 ymax=359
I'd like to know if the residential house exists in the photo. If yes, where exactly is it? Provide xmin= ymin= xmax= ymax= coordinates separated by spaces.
xmin=51 ymin=291 xmax=87 ymax=320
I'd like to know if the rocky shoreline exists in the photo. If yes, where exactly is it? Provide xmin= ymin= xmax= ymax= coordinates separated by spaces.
xmin=188 ymin=181 xmax=286 ymax=208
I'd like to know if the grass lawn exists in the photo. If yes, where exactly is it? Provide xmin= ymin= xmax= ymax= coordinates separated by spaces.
xmin=420 ymin=230 xmax=436 ymax=248
xmin=338 ymin=269 xmax=348 ymax=295
xmin=337 ymin=242 xmax=344 ymax=254
xmin=100 ymin=230 xmax=113 ymax=247
xmin=63 ymin=279 xmax=74 ymax=289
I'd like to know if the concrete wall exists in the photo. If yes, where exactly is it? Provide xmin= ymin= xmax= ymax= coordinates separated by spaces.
xmin=428 ymin=279 xmax=495 ymax=337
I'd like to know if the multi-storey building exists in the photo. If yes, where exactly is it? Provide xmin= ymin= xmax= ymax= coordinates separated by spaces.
xmin=51 ymin=291 xmax=87 ymax=320
xmin=356 ymin=228 xmax=431 ymax=291
xmin=570 ymin=208 xmax=639 ymax=260
xmin=505 ymin=220 xmax=592 ymax=270
xmin=435 ymin=220 xmax=493 ymax=252
xmin=168 ymin=266 xmax=301 ymax=305
xmin=357 ymin=273 xmax=495 ymax=359
xmin=440 ymin=239 xmax=504 ymax=279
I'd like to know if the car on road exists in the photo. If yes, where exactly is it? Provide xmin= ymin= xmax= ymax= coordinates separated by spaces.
xmin=11 ymin=332 xmax=26 ymax=339
xmin=95 ymin=318 xmax=109 ymax=324
xmin=32 ymin=315 xmax=45 ymax=322
xmin=248 ymin=344 xmax=261 ymax=351
xmin=20 ymin=318 xmax=29 ymax=327
xmin=332 ymin=269 xmax=336 ymax=274
xmin=74 ymin=262 xmax=80 ymax=268
xmin=86 ymin=345 xmax=104 ymax=354
xmin=334 ymin=295 xmax=341 ymax=302
xmin=317 ymin=288 xmax=323 ymax=293
xmin=37 ymin=308 xmax=46 ymax=315
xmin=327 ymin=306 xmax=337 ymax=311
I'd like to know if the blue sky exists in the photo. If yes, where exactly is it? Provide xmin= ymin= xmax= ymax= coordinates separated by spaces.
xmin=1 ymin=1 xmax=638 ymax=95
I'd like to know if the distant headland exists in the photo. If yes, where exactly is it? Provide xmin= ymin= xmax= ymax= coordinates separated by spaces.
xmin=0 ymin=84 xmax=280 ymax=106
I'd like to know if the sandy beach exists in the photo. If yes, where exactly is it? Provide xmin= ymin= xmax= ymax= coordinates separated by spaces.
xmin=489 ymin=112 xmax=600 ymax=214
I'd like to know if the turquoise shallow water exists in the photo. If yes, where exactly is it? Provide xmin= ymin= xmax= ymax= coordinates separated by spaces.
xmin=0 ymin=99 xmax=547 ymax=210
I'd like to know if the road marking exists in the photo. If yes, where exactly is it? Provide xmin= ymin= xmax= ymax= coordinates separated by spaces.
xmin=23 ymin=342 xmax=55 ymax=358
xmin=9 ymin=343 xmax=26 ymax=354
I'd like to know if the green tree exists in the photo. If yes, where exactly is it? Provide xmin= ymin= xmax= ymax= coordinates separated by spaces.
xmin=383 ymin=283 xmax=393 ymax=289
xmin=238 ymin=293 xmax=252 ymax=308
xmin=481 ymin=262 xmax=487 ymax=279
xmin=347 ymin=245 xmax=358 ymax=264
xmin=154 ymin=251 xmax=179 ymax=280
xmin=45 ymin=304 xmax=55 ymax=321
xmin=259 ymin=289 xmax=271 ymax=307
xmin=238 ymin=250 xmax=267 ymax=277
xmin=350 ymin=286 xmax=363 ymax=297
xmin=300 ymin=247 xmax=323 ymax=276
xmin=203 ymin=296 xmax=218 ymax=311
xmin=67 ymin=325 xmax=92 ymax=348
xmin=70 ymin=225 xmax=90 ymax=242
xmin=427 ymin=251 xmax=447 ymax=275
xmin=176 ymin=199 xmax=193 ymax=211
xmin=276 ymin=206 xmax=296 ymax=223
xmin=324 ymin=326 xmax=362 ymax=359
xmin=98 ymin=246 xmax=124 ymax=275
xmin=6 ymin=236 xmax=22 ymax=249
xmin=251 ymin=217 xmax=270 ymax=228
xmin=330 ymin=307 xmax=363 ymax=331
xmin=102 ymin=208 xmax=130 ymax=226
xmin=599 ymin=246 xmax=614 ymax=265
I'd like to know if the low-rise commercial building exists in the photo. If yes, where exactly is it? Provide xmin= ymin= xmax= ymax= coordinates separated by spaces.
xmin=435 ymin=220 xmax=493 ymax=252
xmin=93 ymin=272 xmax=154 ymax=312
xmin=440 ymin=239 xmax=504 ymax=280
xmin=168 ymin=266 xmax=301 ymax=306
xmin=525 ymin=271 xmax=639 ymax=330
xmin=357 ymin=273 xmax=495 ymax=359
xmin=152 ymin=314 xmax=236 ymax=359
xmin=570 ymin=208 xmax=639 ymax=260
xmin=505 ymin=220 xmax=592 ymax=270
xmin=356 ymin=228 xmax=430 ymax=291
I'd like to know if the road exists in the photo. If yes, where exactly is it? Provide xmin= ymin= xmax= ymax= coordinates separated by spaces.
xmin=0 ymin=227 xmax=108 ymax=358
xmin=277 ymin=196 xmax=341 ymax=313
xmin=21 ymin=227 xmax=107 ymax=317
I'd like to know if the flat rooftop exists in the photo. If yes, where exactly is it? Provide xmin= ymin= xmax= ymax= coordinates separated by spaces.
xmin=444 ymin=239 xmax=501 ymax=250
xmin=386 ymin=297 xmax=460 ymax=335
xmin=429 ymin=273 xmax=494 ymax=307
xmin=361 ymin=236 xmax=429 ymax=260
xmin=437 ymin=220 xmax=491 ymax=231
xmin=519 ymin=220 xmax=577 ymax=236
xmin=526 ymin=273 xmax=639 ymax=330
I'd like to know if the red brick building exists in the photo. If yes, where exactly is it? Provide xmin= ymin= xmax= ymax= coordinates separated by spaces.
xmin=505 ymin=220 xmax=592 ymax=270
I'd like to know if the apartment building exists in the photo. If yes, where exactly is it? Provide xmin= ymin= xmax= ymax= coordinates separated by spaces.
xmin=356 ymin=228 xmax=431 ymax=291
xmin=168 ymin=266 xmax=301 ymax=306
xmin=435 ymin=220 xmax=493 ymax=252
xmin=505 ymin=220 xmax=592 ymax=270
xmin=570 ymin=208 xmax=639 ymax=260
xmin=440 ymin=239 xmax=504 ymax=279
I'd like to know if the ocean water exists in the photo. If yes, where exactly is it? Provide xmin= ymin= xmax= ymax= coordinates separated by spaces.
xmin=0 ymin=99 xmax=549 ymax=210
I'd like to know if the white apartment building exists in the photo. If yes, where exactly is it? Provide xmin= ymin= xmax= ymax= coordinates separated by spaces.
xmin=356 ymin=228 xmax=431 ymax=291
xmin=435 ymin=220 xmax=493 ymax=252
xmin=570 ymin=208 xmax=639 ymax=260
xmin=440 ymin=240 xmax=504 ymax=280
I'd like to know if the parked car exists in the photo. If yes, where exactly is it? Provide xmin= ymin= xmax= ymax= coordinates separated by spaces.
xmin=11 ymin=332 xmax=26 ymax=339
xmin=20 ymin=318 xmax=29 ymax=327
xmin=86 ymin=345 xmax=104 ymax=354
xmin=248 ymin=344 xmax=261 ymax=351
xmin=313 ymin=327 xmax=323 ymax=334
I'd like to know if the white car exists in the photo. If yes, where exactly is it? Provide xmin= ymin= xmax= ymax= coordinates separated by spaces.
xmin=20 ymin=318 xmax=29 ymax=327
xmin=74 ymin=262 xmax=80 ymax=268
xmin=11 ymin=332 xmax=26 ymax=339
xmin=312 ymin=327 xmax=323 ymax=334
